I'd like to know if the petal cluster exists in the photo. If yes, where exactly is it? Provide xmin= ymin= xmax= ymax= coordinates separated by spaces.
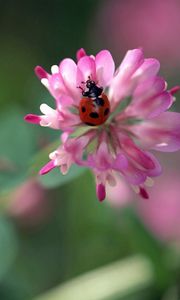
xmin=25 ymin=48 xmax=180 ymax=201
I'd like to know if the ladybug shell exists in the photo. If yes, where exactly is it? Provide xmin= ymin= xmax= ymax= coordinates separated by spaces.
xmin=79 ymin=93 xmax=110 ymax=126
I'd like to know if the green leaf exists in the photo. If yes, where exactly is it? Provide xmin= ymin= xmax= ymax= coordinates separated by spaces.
xmin=0 ymin=217 xmax=18 ymax=281
xmin=38 ymin=165 xmax=87 ymax=189
xmin=0 ymin=107 xmax=35 ymax=193
xmin=0 ymin=108 xmax=35 ymax=167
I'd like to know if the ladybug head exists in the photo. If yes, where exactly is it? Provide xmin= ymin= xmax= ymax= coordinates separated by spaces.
xmin=86 ymin=79 xmax=96 ymax=89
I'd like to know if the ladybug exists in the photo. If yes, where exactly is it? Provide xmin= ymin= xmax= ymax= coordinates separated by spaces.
xmin=78 ymin=78 xmax=110 ymax=126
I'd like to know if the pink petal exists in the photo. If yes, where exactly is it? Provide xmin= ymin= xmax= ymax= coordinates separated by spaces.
xmin=169 ymin=85 xmax=180 ymax=96
xmin=76 ymin=48 xmax=87 ymax=61
xmin=132 ymin=58 xmax=160 ymax=80
xmin=65 ymin=136 xmax=89 ymax=152
xmin=119 ymin=136 xmax=161 ymax=176
xmin=24 ymin=114 xmax=41 ymax=124
xmin=127 ymin=77 xmax=173 ymax=119
xmin=130 ymin=112 xmax=180 ymax=152
xmin=96 ymin=183 xmax=106 ymax=202
xmin=58 ymin=109 xmax=81 ymax=131
xmin=57 ymin=95 xmax=74 ymax=108
xmin=122 ymin=163 xmax=147 ymax=185
xmin=120 ymin=137 xmax=156 ymax=170
xmin=109 ymin=49 xmax=144 ymax=103
xmin=133 ymin=77 xmax=166 ymax=103
xmin=132 ymin=91 xmax=172 ymax=119
xmin=77 ymin=55 xmax=96 ymax=85
xmin=117 ymin=48 xmax=144 ymax=80
xmin=113 ymin=154 xmax=129 ymax=171
xmin=96 ymin=142 xmax=112 ymax=170
xmin=146 ymin=92 xmax=173 ymax=118
xmin=64 ymin=136 xmax=89 ymax=165
xmin=34 ymin=66 xmax=48 ymax=79
xmin=120 ymin=160 xmax=147 ymax=185
xmin=59 ymin=58 xmax=80 ymax=102
xmin=143 ymin=152 xmax=162 ymax=177
xmin=48 ymin=73 xmax=68 ymax=99
xmin=95 ymin=50 xmax=115 ymax=86
xmin=61 ymin=132 xmax=69 ymax=143
xmin=86 ymin=141 xmax=113 ymax=171
xmin=118 ymin=59 xmax=160 ymax=105
xmin=39 ymin=161 xmax=56 ymax=175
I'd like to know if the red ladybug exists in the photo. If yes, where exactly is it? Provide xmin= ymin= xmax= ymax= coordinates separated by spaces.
xmin=79 ymin=78 xmax=110 ymax=126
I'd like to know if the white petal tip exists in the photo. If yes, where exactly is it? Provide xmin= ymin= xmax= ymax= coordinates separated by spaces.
xmin=51 ymin=65 xmax=59 ymax=74
xmin=41 ymin=78 xmax=49 ymax=88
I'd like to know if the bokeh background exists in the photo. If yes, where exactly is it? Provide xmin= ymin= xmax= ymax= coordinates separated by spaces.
xmin=0 ymin=0 xmax=180 ymax=299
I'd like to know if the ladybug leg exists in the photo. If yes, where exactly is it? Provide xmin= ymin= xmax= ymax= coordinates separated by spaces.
xmin=82 ymin=91 xmax=90 ymax=97
xmin=77 ymin=85 xmax=84 ymax=92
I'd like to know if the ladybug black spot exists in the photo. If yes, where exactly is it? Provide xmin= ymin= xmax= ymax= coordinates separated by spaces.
xmin=89 ymin=112 xmax=99 ymax=119
xmin=104 ymin=108 xmax=109 ymax=116
xmin=81 ymin=106 xmax=86 ymax=113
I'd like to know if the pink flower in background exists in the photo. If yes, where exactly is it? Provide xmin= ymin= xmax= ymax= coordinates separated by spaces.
xmin=137 ymin=170 xmax=180 ymax=241
xmin=107 ymin=168 xmax=180 ymax=242
xmin=106 ymin=177 xmax=133 ymax=208
xmin=107 ymin=154 xmax=180 ymax=241
xmin=8 ymin=179 xmax=49 ymax=226
xmin=96 ymin=0 xmax=180 ymax=70
xmin=25 ymin=48 xmax=180 ymax=201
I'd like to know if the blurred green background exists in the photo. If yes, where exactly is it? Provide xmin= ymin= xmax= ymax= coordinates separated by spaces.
xmin=0 ymin=0 xmax=180 ymax=299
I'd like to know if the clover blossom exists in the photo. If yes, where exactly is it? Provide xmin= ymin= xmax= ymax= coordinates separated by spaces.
xmin=25 ymin=48 xmax=180 ymax=201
